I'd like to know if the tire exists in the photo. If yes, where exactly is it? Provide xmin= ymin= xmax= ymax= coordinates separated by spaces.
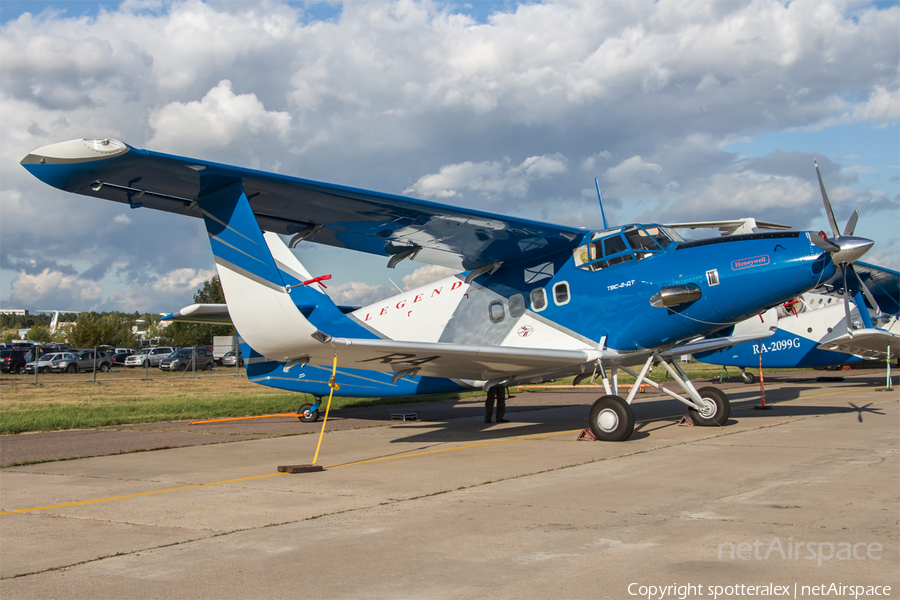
xmin=178 ymin=364 xmax=188 ymax=372
xmin=66 ymin=364 xmax=77 ymax=373
xmin=297 ymin=403 xmax=320 ymax=423
xmin=741 ymin=371 xmax=755 ymax=384
xmin=688 ymin=386 xmax=730 ymax=426
xmin=99 ymin=364 xmax=110 ymax=373
xmin=40 ymin=366 xmax=50 ymax=374
xmin=16 ymin=365 xmax=26 ymax=375
xmin=588 ymin=395 xmax=635 ymax=441
xmin=205 ymin=363 xmax=214 ymax=371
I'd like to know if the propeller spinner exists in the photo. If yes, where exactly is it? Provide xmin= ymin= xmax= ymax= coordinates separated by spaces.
xmin=811 ymin=161 xmax=880 ymax=332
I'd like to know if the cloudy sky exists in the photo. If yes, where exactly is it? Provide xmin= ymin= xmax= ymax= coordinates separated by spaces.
xmin=1 ymin=0 xmax=898 ymax=313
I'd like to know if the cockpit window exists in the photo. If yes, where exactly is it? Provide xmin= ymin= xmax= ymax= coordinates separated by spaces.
xmin=573 ymin=224 xmax=674 ymax=271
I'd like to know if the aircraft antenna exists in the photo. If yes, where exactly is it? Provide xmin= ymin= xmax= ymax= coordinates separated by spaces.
xmin=595 ymin=178 xmax=609 ymax=229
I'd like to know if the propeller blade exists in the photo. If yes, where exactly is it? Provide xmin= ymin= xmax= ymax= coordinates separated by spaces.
xmin=810 ymin=233 xmax=840 ymax=253
xmin=843 ymin=209 xmax=859 ymax=236
xmin=815 ymin=160 xmax=841 ymax=238
xmin=848 ymin=264 xmax=883 ymax=317
xmin=841 ymin=266 xmax=853 ymax=333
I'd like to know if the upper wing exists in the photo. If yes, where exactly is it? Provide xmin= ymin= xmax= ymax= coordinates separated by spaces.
xmin=668 ymin=218 xmax=791 ymax=236
xmin=21 ymin=139 xmax=585 ymax=271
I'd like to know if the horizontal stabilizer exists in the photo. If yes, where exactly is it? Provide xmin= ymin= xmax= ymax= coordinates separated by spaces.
xmin=161 ymin=304 xmax=231 ymax=325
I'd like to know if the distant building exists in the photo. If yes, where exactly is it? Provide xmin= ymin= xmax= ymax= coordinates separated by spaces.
xmin=0 ymin=309 xmax=27 ymax=316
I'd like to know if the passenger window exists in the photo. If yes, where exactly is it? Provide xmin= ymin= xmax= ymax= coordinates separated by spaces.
xmin=489 ymin=301 xmax=505 ymax=323
xmin=553 ymin=282 xmax=570 ymax=305
xmin=509 ymin=294 xmax=526 ymax=318
xmin=530 ymin=288 xmax=547 ymax=312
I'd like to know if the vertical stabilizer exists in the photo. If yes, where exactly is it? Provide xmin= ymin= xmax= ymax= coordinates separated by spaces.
xmin=197 ymin=182 xmax=317 ymax=360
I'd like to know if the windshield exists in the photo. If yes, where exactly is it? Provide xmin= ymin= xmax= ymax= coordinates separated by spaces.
xmin=172 ymin=349 xmax=192 ymax=357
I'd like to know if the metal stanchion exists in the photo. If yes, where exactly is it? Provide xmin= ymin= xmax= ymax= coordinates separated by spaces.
xmin=92 ymin=346 xmax=98 ymax=384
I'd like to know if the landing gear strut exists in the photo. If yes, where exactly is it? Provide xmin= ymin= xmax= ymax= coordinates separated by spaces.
xmin=587 ymin=353 xmax=732 ymax=441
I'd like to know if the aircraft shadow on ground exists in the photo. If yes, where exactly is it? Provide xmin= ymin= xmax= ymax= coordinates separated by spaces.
xmin=376 ymin=383 xmax=890 ymax=446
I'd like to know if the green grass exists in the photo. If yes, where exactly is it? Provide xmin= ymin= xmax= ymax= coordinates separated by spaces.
xmin=0 ymin=363 xmax=807 ymax=434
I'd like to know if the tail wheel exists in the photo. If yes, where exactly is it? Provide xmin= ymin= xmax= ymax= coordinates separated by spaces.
xmin=297 ymin=403 xmax=320 ymax=423
xmin=688 ymin=386 xmax=730 ymax=426
xmin=741 ymin=371 xmax=755 ymax=384
xmin=588 ymin=395 xmax=635 ymax=442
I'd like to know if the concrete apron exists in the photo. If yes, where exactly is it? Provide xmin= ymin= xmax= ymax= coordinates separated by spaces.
xmin=1 ymin=381 xmax=897 ymax=598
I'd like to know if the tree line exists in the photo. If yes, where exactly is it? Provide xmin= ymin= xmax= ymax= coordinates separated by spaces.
xmin=1 ymin=275 xmax=236 ymax=347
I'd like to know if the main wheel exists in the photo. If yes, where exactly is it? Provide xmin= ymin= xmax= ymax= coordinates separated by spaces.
xmin=298 ymin=403 xmax=320 ymax=423
xmin=588 ymin=395 xmax=635 ymax=441
xmin=688 ymin=386 xmax=730 ymax=426
xmin=66 ymin=364 xmax=77 ymax=373
xmin=741 ymin=371 xmax=755 ymax=384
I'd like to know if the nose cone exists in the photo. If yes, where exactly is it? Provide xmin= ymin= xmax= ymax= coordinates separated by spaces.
xmin=831 ymin=235 xmax=874 ymax=265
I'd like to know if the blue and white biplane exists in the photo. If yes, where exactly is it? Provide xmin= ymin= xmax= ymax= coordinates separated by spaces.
xmin=21 ymin=139 xmax=876 ymax=441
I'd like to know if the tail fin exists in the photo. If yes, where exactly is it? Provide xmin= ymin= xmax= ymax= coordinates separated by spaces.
xmin=197 ymin=182 xmax=317 ymax=359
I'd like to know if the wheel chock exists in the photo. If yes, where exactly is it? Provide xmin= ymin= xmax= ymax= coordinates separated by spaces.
xmin=277 ymin=464 xmax=325 ymax=473
xmin=577 ymin=428 xmax=597 ymax=441
xmin=678 ymin=415 xmax=695 ymax=427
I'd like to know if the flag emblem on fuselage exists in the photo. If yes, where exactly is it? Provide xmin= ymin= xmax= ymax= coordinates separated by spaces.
xmin=525 ymin=262 xmax=554 ymax=284
xmin=518 ymin=325 xmax=534 ymax=337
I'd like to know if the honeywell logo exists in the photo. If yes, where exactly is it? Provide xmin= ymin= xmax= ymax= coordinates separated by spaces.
xmin=731 ymin=255 xmax=770 ymax=270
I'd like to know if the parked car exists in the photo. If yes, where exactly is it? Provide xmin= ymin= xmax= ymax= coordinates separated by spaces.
xmin=159 ymin=347 xmax=216 ymax=371
xmin=25 ymin=352 xmax=66 ymax=374
xmin=0 ymin=349 xmax=31 ymax=374
xmin=220 ymin=350 xmax=244 ymax=368
xmin=124 ymin=347 xmax=174 ymax=368
xmin=110 ymin=349 xmax=135 ymax=366
xmin=51 ymin=350 xmax=112 ymax=373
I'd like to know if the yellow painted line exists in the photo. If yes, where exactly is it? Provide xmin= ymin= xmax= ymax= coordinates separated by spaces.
xmin=4 ymin=385 xmax=890 ymax=516
xmin=0 ymin=428 xmax=580 ymax=516
xmin=741 ymin=387 xmax=896 ymax=407
xmin=0 ymin=472 xmax=287 ymax=515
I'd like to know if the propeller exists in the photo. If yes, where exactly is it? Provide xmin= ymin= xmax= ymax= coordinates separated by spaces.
xmin=812 ymin=161 xmax=880 ymax=333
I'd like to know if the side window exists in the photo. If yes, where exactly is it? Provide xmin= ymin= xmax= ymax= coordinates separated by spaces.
xmin=553 ymin=282 xmax=570 ymax=305
xmin=489 ymin=301 xmax=505 ymax=323
xmin=530 ymin=288 xmax=547 ymax=312
xmin=508 ymin=294 xmax=526 ymax=318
